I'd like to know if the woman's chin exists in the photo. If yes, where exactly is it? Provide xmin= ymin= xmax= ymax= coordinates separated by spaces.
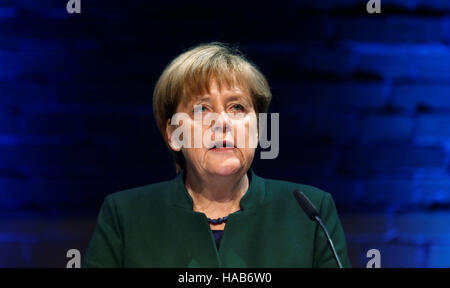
xmin=206 ymin=162 xmax=242 ymax=177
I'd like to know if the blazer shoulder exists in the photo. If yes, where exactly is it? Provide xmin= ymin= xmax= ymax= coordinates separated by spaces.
xmin=262 ymin=177 xmax=332 ymax=208
xmin=106 ymin=177 xmax=177 ymax=209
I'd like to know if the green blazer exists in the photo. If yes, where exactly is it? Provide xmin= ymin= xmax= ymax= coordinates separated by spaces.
xmin=83 ymin=169 xmax=351 ymax=268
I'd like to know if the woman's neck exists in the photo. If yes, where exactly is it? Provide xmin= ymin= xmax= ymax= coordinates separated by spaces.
xmin=184 ymin=168 xmax=249 ymax=215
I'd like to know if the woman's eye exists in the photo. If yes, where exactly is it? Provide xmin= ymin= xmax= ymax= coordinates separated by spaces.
xmin=193 ymin=105 xmax=207 ymax=113
xmin=231 ymin=104 xmax=244 ymax=111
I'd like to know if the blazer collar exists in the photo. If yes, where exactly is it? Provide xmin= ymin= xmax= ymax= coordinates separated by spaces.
xmin=170 ymin=168 xmax=266 ymax=211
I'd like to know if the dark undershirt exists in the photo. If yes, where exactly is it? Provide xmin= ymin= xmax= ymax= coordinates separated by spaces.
xmin=212 ymin=230 xmax=224 ymax=250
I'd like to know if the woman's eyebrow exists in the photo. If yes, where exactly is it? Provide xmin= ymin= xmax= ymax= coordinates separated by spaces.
xmin=192 ymin=94 xmax=250 ymax=103
xmin=227 ymin=95 xmax=251 ymax=104
xmin=195 ymin=96 xmax=211 ymax=102
xmin=227 ymin=95 xmax=244 ymax=101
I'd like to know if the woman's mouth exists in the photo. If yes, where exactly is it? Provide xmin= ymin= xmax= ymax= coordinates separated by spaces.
xmin=210 ymin=147 xmax=235 ymax=152
xmin=209 ymin=140 xmax=236 ymax=151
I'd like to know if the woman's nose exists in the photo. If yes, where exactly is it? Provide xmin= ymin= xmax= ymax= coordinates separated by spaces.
xmin=211 ymin=112 xmax=232 ymax=133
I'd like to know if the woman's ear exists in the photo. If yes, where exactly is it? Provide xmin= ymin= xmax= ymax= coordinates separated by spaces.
xmin=166 ymin=118 xmax=181 ymax=152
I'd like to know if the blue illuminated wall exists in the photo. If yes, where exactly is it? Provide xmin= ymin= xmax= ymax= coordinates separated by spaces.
xmin=1 ymin=0 xmax=450 ymax=267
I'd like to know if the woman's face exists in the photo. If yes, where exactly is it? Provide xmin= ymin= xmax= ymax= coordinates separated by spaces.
xmin=167 ymin=80 xmax=257 ymax=177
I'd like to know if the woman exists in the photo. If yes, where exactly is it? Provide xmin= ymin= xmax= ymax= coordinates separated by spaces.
xmin=83 ymin=42 xmax=351 ymax=268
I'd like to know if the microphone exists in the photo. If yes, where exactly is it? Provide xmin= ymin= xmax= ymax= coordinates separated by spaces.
xmin=293 ymin=189 xmax=343 ymax=268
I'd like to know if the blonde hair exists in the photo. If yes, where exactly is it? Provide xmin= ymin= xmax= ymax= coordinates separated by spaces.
xmin=153 ymin=42 xmax=272 ymax=173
